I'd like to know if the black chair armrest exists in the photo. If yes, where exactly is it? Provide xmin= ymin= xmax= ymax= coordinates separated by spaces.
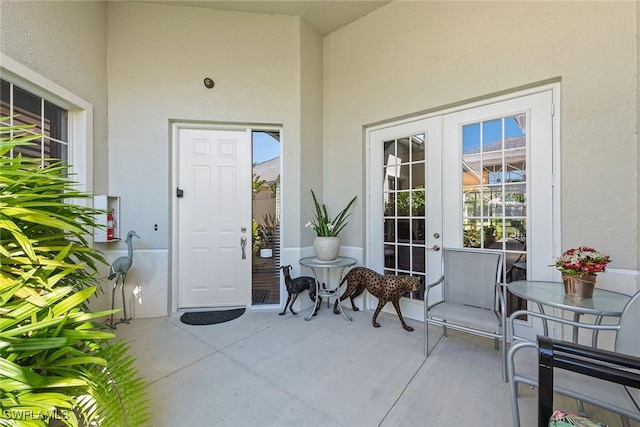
xmin=537 ymin=335 xmax=640 ymax=427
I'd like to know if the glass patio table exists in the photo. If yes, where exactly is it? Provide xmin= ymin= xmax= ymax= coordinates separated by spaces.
xmin=299 ymin=256 xmax=357 ymax=322
xmin=508 ymin=280 xmax=630 ymax=346
xmin=508 ymin=280 xmax=631 ymax=417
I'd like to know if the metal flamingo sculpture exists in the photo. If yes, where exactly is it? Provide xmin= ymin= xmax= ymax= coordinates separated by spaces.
xmin=108 ymin=230 xmax=140 ymax=328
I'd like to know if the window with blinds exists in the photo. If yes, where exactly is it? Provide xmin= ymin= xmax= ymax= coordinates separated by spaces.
xmin=1 ymin=78 xmax=69 ymax=166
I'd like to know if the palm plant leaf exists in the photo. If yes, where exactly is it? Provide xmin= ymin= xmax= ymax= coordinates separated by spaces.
xmin=310 ymin=189 xmax=357 ymax=237
xmin=329 ymin=195 xmax=357 ymax=235
xmin=1 ymin=122 xmax=149 ymax=426
xmin=76 ymin=340 xmax=150 ymax=427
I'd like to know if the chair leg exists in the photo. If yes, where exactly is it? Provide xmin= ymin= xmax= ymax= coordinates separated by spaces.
xmin=501 ymin=338 xmax=507 ymax=382
xmin=577 ymin=400 xmax=587 ymax=417
xmin=509 ymin=377 xmax=521 ymax=427
xmin=424 ymin=319 xmax=430 ymax=357
xmin=424 ymin=304 xmax=429 ymax=357
xmin=508 ymin=347 xmax=521 ymax=427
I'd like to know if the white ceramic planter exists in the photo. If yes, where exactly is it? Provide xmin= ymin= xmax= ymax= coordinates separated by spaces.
xmin=313 ymin=236 xmax=340 ymax=261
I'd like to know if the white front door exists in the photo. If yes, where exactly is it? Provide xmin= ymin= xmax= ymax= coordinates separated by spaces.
xmin=174 ymin=126 xmax=252 ymax=309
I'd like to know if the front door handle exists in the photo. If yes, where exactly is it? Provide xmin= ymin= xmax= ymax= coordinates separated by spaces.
xmin=240 ymin=236 xmax=247 ymax=259
xmin=427 ymin=245 xmax=440 ymax=252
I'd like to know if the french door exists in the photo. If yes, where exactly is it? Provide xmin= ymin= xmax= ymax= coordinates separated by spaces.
xmin=366 ymin=88 xmax=558 ymax=323
xmin=367 ymin=117 xmax=443 ymax=321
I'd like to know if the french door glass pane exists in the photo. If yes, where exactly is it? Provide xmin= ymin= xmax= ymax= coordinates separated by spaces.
xmin=412 ymin=163 xmax=425 ymax=187
xmin=412 ymin=246 xmax=426 ymax=273
xmin=411 ymin=219 xmax=425 ymax=243
xmin=461 ymin=115 xmax=527 ymax=284
xmin=384 ymin=219 xmax=395 ymax=242
xmin=381 ymin=133 xmax=426 ymax=300
xmin=397 ymin=137 xmax=410 ymax=162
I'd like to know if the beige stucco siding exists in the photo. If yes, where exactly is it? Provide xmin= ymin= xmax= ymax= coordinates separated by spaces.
xmin=1 ymin=1 xmax=637 ymax=315
xmin=0 ymin=0 xmax=109 ymax=194
xmin=106 ymin=2 xmax=301 ymax=248
xmin=323 ymin=1 xmax=638 ymax=275
xmin=105 ymin=2 xmax=311 ymax=315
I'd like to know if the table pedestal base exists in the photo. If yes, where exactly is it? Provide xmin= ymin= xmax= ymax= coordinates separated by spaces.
xmin=299 ymin=256 xmax=356 ymax=322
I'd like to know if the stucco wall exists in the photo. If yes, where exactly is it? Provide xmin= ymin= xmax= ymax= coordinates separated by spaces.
xmin=0 ymin=0 xmax=109 ymax=195
xmin=2 ymin=1 xmax=638 ymax=317
xmin=299 ymin=20 xmax=325 ymax=248
xmin=106 ymin=2 xmax=308 ymax=315
xmin=0 ymin=0 xmax=110 ymax=310
xmin=637 ymin=1 xmax=640 ymax=275
xmin=323 ymin=1 xmax=639 ymax=282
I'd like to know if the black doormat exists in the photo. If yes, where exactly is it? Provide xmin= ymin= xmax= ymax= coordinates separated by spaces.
xmin=179 ymin=308 xmax=245 ymax=325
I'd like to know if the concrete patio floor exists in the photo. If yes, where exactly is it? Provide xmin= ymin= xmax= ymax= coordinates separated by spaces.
xmin=115 ymin=306 xmax=630 ymax=426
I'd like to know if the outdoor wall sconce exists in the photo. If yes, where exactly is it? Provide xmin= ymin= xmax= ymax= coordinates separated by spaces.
xmin=203 ymin=77 xmax=215 ymax=89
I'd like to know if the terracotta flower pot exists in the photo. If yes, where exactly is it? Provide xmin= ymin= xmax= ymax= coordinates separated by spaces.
xmin=562 ymin=274 xmax=597 ymax=299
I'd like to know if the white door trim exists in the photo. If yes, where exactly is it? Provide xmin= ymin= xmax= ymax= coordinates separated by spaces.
xmin=170 ymin=121 xmax=284 ymax=313
xmin=170 ymin=121 xmax=272 ymax=313
xmin=364 ymin=83 xmax=561 ymax=325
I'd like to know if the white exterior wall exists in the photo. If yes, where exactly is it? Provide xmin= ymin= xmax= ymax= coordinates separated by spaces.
xmin=0 ymin=0 xmax=109 ymax=196
xmin=637 ymin=2 xmax=640 ymax=279
xmin=1 ymin=1 xmax=638 ymax=316
xmin=299 ymin=20 xmax=324 ymax=248
xmin=0 ymin=0 xmax=111 ymax=309
xmin=106 ymin=2 xmax=309 ymax=316
xmin=323 ymin=1 xmax=639 ymax=292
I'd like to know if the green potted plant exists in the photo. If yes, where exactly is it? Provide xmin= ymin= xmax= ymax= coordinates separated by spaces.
xmin=305 ymin=189 xmax=357 ymax=261
xmin=0 ymin=119 xmax=149 ymax=426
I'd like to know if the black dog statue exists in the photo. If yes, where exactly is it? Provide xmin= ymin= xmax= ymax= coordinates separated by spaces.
xmin=279 ymin=265 xmax=321 ymax=316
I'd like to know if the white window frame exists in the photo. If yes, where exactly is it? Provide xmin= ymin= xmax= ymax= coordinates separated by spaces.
xmin=1 ymin=53 xmax=93 ymax=196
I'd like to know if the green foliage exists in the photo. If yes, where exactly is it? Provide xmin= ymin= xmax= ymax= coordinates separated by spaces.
xmin=463 ymin=223 xmax=497 ymax=248
xmin=258 ymin=213 xmax=279 ymax=249
xmin=268 ymin=175 xmax=280 ymax=195
xmin=251 ymin=218 xmax=261 ymax=255
xmin=0 ymin=119 xmax=149 ymax=426
xmin=252 ymin=173 xmax=268 ymax=200
xmin=384 ymin=188 xmax=425 ymax=216
xmin=78 ymin=340 xmax=150 ymax=427
xmin=307 ymin=190 xmax=357 ymax=237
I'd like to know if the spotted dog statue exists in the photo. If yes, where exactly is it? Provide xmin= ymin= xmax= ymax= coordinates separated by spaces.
xmin=334 ymin=267 xmax=421 ymax=331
